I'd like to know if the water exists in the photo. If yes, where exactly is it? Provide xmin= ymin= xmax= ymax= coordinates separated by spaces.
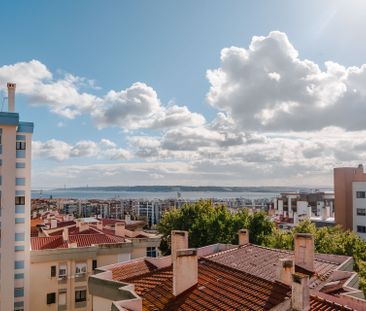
xmin=31 ymin=189 xmax=280 ymax=200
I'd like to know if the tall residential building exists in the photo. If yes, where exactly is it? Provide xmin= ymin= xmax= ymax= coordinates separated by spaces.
xmin=0 ymin=83 xmax=34 ymax=311
xmin=334 ymin=164 xmax=366 ymax=239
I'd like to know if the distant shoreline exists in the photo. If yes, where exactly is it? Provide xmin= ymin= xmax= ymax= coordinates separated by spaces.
xmin=37 ymin=185 xmax=331 ymax=193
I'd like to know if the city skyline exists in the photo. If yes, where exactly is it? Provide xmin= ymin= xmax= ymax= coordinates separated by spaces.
xmin=1 ymin=1 xmax=366 ymax=188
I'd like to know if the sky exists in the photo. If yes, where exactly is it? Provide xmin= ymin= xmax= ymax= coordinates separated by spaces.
xmin=0 ymin=0 xmax=366 ymax=188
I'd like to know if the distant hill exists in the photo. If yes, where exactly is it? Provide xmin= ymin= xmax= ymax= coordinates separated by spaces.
xmin=53 ymin=185 xmax=313 ymax=193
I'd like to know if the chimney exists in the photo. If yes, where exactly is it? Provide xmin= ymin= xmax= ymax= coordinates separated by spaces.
xmin=7 ymin=82 xmax=16 ymax=112
xmin=50 ymin=219 xmax=57 ymax=229
xmin=97 ymin=221 xmax=103 ymax=231
xmin=62 ymin=227 xmax=69 ymax=242
xmin=238 ymin=229 xmax=249 ymax=245
xmin=294 ymin=233 xmax=314 ymax=272
xmin=171 ymin=230 xmax=188 ymax=259
xmin=291 ymin=273 xmax=310 ymax=311
xmin=173 ymin=248 xmax=198 ymax=296
xmin=79 ymin=222 xmax=89 ymax=233
xmin=277 ymin=258 xmax=294 ymax=285
xmin=115 ymin=222 xmax=126 ymax=237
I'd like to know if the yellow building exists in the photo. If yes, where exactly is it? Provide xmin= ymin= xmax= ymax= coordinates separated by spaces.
xmin=30 ymin=218 xmax=160 ymax=311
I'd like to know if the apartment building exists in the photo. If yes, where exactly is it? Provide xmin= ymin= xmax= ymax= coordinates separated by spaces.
xmin=0 ymin=83 xmax=33 ymax=311
xmin=30 ymin=217 xmax=161 ymax=311
xmin=89 ymin=230 xmax=365 ymax=310
xmin=273 ymin=191 xmax=335 ymax=225
xmin=334 ymin=164 xmax=366 ymax=239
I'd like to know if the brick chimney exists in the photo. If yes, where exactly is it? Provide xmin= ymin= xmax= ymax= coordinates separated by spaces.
xmin=277 ymin=258 xmax=294 ymax=285
xmin=62 ymin=227 xmax=69 ymax=242
xmin=171 ymin=230 xmax=188 ymax=259
xmin=7 ymin=82 xmax=16 ymax=112
xmin=291 ymin=273 xmax=310 ymax=311
xmin=294 ymin=233 xmax=314 ymax=272
xmin=173 ymin=248 xmax=198 ymax=296
xmin=238 ymin=229 xmax=249 ymax=245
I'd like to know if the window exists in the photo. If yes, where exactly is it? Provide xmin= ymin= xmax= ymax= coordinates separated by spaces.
xmin=15 ymin=245 xmax=25 ymax=252
xmin=16 ymin=162 xmax=25 ymax=169
xmin=51 ymin=266 xmax=56 ymax=277
xmin=357 ymin=208 xmax=366 ymax=216
xmin=92 ymin=259 xmax=97 ymax=271
xmin=16 ymin=141 xmax=26 ymax=150
xmin=59 ymin=292 xmax=67 ymax=306
xmin=75 ymin=290 xmax=86 ymax=303
xmin=146 ymin=247 xmax=157 ymax=257
xmin=16 ymin=178 xmax=25 ymax=186
xmin=47 ymin=293 xmax=56 ymax=304
xmin=14 ymin=301 xmax=24 ymax=311
xmin=357 ymin=226 xmax=366 ymax=233
xmin=14 ymin=287 xmax=24 ymax=297
xmin=15 ymin=205 xmax=25 ymax=213
xmin=59 ymin=264 xmax=67 ymax=278
xmin=15 ymin=261 xmax=24 ymax=269
xmin=356 ymin=191 xmax=366 ymax=198
xmin=15 ymin=273 xmax=24 ymax=279
xmin=75 ymin=263 xmax=86 ymax=276
xmin=15 ymin=196 xmax=25 ymax=205
xmin=15 ymin=233 xmax=25 ymax=241
xmin=15 ymin=218 xmax=25 ymax=224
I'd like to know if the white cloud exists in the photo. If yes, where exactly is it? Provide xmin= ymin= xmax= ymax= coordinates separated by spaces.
xmin=206 ymin=31 xmax=366 ymax=131
xmin=33 ymin=139 xmax=131 ymax=161
xmin=93 ymin=82 xmax=205 ymax=130
xmin=0 ymin=62 xmax=204 ymax=130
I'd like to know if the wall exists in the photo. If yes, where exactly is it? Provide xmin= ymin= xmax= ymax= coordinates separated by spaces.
xmin=352 ymin=182 xmax=366 ymax=240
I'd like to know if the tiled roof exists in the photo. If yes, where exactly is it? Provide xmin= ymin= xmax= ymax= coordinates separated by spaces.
xmin=207 ymin=244 xmax=349 ymax=288
xmin=310 ymin=295 xmax=355 ymax=311
xmin=31 ymin=233 xmax=125 ymax=250
xmin=47 ymin=226 xmax=100 ymax=236
xmin=69 ymin=233 xmax=124 ymax=247
xmin=112 ymin=259 xmax=158 ymax=281
xmin=31 ymin=236 xmax=67 ymax=250
xmin=115 ymin=259 xmax=291 ymax=311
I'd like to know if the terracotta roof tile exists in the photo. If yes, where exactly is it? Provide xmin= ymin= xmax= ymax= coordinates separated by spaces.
xmin=114 ymin=259 xmax=291 ymax=311
xmin=112 ymin=259 xmax=158 ymax=281
xmin=207 ymin=244 xmax=347 ymax=288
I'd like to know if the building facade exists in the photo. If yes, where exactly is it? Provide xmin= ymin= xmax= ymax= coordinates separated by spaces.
xmin=0 ymin=83 xmax=33 ymax=311
xmin=334 ymin=164 xmax=366 ymax=239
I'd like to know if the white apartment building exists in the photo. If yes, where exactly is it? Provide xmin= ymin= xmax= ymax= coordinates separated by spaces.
xmin=352 ymin=181 xmax=366 ymax=240
xmin=0 ymin=83 xmax=33 ymax=311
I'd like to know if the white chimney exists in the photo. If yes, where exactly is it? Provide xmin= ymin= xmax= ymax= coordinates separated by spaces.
xmin=238 ymin=229 xmax=249 ymax=245
xmin=115 ymin=222 xmax=126 ymax=237
xmin=62 ymin=227 xmax=69 ymax=242
xmin=79 ymin=222 xmax=89 ymax=233
xmin=7 ymin=82 xmax=16 ymax=112
xmin=171 ymin=230 xmax=188 ymax=259
xmin=294 ymin=233 xmax=315 ymax=272
xmin=291 ymin=273 xmax=310 ymax=311
xmin=50 ymin=219 xmax=57 ymax=229
xmin=173 ymin=249 xmax=198 ymax=296
xmin=278 ymin=258 xmax=294 ymax=286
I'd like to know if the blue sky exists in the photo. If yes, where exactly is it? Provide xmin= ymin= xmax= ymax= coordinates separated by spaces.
xmin=1 ymin=0 xmax=366 ymax=188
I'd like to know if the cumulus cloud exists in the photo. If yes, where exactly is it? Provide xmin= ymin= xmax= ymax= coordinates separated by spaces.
xmin=33 ymin=139 xmax=131 ymax=161
xmin=207 ymin=31 xmax=366 ymax=131
xmin=93 ymin=82 xmax=205 ymax=130
xmin=0 ymin=61 xmax=204 ymax=130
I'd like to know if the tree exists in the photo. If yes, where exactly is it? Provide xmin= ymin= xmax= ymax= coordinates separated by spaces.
xmin=157 ymin=201 xmax=267 ymax=254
